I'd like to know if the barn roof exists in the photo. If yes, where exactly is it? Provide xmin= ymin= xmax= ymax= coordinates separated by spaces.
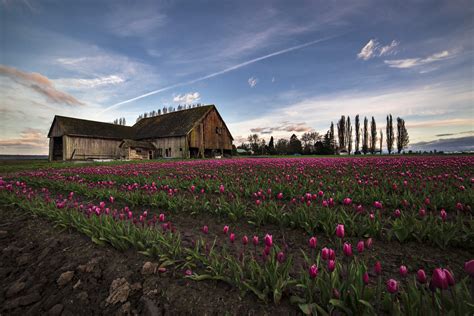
xmin=119 ymin=139 xmax=156 ymax=149
xmin=133 ymin=105 xmax=214 ymax=139
xmin=48 ymin=116 xmax=134 ymax=140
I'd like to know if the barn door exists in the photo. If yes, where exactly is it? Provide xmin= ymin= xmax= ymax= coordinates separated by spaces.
xmin=52 ymin=137 xmax=63 ymax=161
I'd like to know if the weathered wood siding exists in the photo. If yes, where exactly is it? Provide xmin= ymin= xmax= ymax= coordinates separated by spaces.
xmin=48 ymin=119 xmax=63 ymax=137
xmin=127 ymin=148 xmax=151 ymax=160
xmin=64 ymin=136 xmax=122 ymax=160
xmin=150 ymin=136 xmax=187 ymax=158
xmin=188 ymin=108 xmax=233 ymax=151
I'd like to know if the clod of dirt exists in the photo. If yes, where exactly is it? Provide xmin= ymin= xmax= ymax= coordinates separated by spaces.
xmin=130 ymin=282 xmax=142 ymax=292
xmin=76 ymin=291 xmax=88 ymax=301
xmin=105 ymin=278 xmax=130 ymax=306
xmin=140 ymin=296 xmax=160 ymax=316
xmin=6 ymin=280 xmax=26 ymax=297
xmin=117 ymin=301 xmax=131 ymax=316
xmin=77 ymin=258 xmax=100 ymax=274
xmin=141 ymin=262 xmax=158 ymax=275
xmin=48 ymin=303 xmax=64 ymax=316
xmin=57 ymin=271 xmax=74 ymax=286
xmin=73 ymin=279 xmax=82 ymax=289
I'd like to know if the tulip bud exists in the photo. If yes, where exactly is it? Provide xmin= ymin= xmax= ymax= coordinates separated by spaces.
xmin=336 ymin=224 xmax=345 ymax=238
xmin=332 ymin=288 xmax=340 ymax=299
xmin=223 ymin=225 xmax=229 ymax=234
xmin=229 ymin=233 xmax=235 ymax=243
xmin=321 ymin=247 xmax=329 ymax=260
xmin=158 ymin=213 xmax=165 ymax=222
xmin=419 ymin=208 xmax=426 ymax=217
xmin=327 ymin=260 xmax=336 ymax=272
xmin=357 ymin=241 xmax=365 ymax=253
xmin=328 ymin=248 xmax=336 ymax=260
xmin=399 ymin=265 xmax=408 ymax=277
xmin=394 ymin=209 xmax=401 ymax=218
xmin=309 ymin=264 xmax=318 ymax=278
xmin=440 ymin=209 xmax=447 ymax=221
xmin=465 ymin=260 xmax=474 ymax=277
xmin=242 ymin=235 xmax=249 ymax=245
xmin=263 ymin=245 xmax=271 ymax=256
xmin=417 ymin=269 xmax=427 ymax=284
xmin=264 ymin=234 xmax=273 ymax=247
xmin=252 ymin=236 xmax=259 ymax=246
xmin=277 ymin=192 xmax=283 ymax=200
xmin=277 ymin=251 xmax=285 ymax=263
xmin=369 ymin=213 xmax=375 ymax=221
xmin=343 ymin=242 xmax=353 ymax=257
xmin=202 ymin=225 xmax=209 ymax=234
xmin=309 ymin=236 xmax=317 ymax=249
xmin=386 ymin=279 xmax=398 ymax=294
xmin=431 ymin=268 xmax=449 ymax=290
xmin=219 ymin=184 xmax=225 ymax=193
xmin=444 ymin=269 xmax=455 ymax=286
xmin=109 ymin=196 xmax=114 ymax=203
xmin=374 ymin=261 xmax=382 ymax=275
xmin=185 ymin=269 xmax=192 ymax=276
xmin=363 ymin=272 xmax=369 ymax=285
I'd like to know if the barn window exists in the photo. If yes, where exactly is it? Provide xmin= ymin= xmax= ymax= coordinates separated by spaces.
xmin=136 ymin=149 xmax=142 ymax=153
xmin=216 ymin=127 xmax=222 ymax=135
xmin=180 ymin=148 xmax=182 ymax=151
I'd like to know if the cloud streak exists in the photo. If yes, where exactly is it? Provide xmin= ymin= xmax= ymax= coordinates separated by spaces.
xmin=101 ymin=34 xmax=340 ymax=113
xmin=384 ymin=50 xmax=452 ymax=68
xmin=357 ymin=39 xmax=399 ymax=60
xmin=0 ymin=65 xmax=84 ymax=106
xmin=250 ymin=122 xmax=314 ymax=134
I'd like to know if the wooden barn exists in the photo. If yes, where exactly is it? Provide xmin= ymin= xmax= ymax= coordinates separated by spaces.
xmin=47 ymin=105 xmax=233 ymax=161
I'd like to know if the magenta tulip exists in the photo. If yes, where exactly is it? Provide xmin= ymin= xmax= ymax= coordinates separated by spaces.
xmin=440 ymin=209 xmax=447 ymax=221
xmin=374 ymin=261 xmax=382 ymax=275
xmin=465 ymin=260 xmax=474 ymax=277
xmin=202 ymin=225 xmax=209 ymax=234
xmin=309 ymin=264 xmax=318 ymax=278
xmin=223 ymin=225 xmax=229 ymax=234
xmin=357 ymin=241 xmax=365 ymax=253
xmin=386 ymin=279 xmax=398 ymax=294
xmin=328 ymin=260 xmax=336 ymax=272
xmin=417 ymin=269 xmax=427 ymax=284
xmin=309 ymin=236 xmax=317 ymax=249
xmin=444 ymin=269 xmax=455 ymax=286
xmin=419 ymin=208 xmax=426 ymax=217
xmin=399 ymin=265 xmax=408 ymax=277
xmin=394 ymin=209 xmax=401 ymax=218
xmin=363 ymin=272 xmax=370 ymax=285
xmin=431 ymin=268 xmax=449 ymax=290
xmin=159 ymin=213 xmax=165 ymax=222
xmin=229 ymin=233 xmax=235 ymax=243
xmin=219 ymin=184 xmax=225 ymax=193
xmin=343 ymin=242 xmax=353 ymax=257
xmin=329 ymin=248 xmax=336 ymax=260
xmin=321 ymin=247 xmax=329 ymax=260
xmin=277 ymin=251 xmax=285 ymax=263
xmin=264 ymin=234 xmax=273 ymax=247
xmin=277 ymin=192 xmax=283 ymax=200
xmin=252 ymin=236 xmax=259 ymax=246
xmin=365 ymin=238 xmax=373 ymax=249
xmin=242 ymin=235 xmax=249 ymax=245
xmin=336 ymin=224 xmax=345 ymax=238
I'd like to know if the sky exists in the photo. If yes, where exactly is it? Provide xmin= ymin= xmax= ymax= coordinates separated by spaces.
xmin=1 ymin=0 xmax=473 ymax=154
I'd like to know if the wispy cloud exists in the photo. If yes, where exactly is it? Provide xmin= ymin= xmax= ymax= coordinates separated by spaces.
xmin=409 ymin=136 xmax=474 ymax=152
xmin=250 ymin=122 xmax=314 ymax=134
xmin=173 ymin=92 xmax=200 ymax=103
xmin=54 ymin=75 xmax=124 ymax=89
xmin=435 ymin=130 xmax=473 ymax=137
xmin=0 ymin=128 xmax=47 ymax=148
xmin=384 ymin=50 xmax=452 ymax=68
xmin=105 ymin=4 xmax=166 ymax=37
xmin=0 ymin=65 xmax=84 ymax=106
xmin=102 ymin=35 xmax=340 ymax=113
xmin=248 ymin=77 xmax=258 ymax=88
xmin=357 ymin=39 xmax=399 ymax=60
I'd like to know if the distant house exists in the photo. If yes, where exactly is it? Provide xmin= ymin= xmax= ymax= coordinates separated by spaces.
xmin=47 ymin=105 xmax=233 ymax=161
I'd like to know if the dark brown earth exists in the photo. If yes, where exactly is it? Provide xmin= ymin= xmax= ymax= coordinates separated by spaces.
xmin=0 ymin=207 xmax=295 ymax=315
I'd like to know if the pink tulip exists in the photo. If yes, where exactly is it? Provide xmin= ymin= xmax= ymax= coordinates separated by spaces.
xmin=263 ymin=245 xmax=271 ymax=256
xmin=465 ymin=260 xmax=474 ymax=277
xmin=190 ymin=185 xmax=195 ymax=192
xmin=185 ymin=269 xmax=192 ymax=276
xmin=99 ymin=201 xmax=106 ymax=209
xmin=242 ymin=235 xmax=249 ymax=245
xmin=424 ymin=197 xmax=431 ymax=205
xmin=440 ymin=209 xmax=447 ymax=221
xmin=444 ymin=269 xmax=455 ymax=286
xmin=363 ymin=272 xmax=370 ymax=285
xmin=264 ymin=234 xmax=273 ymax=247
xmin=252 ymin=236 xmax=259 ymax=246
xmin=277 ymin=192 xmax=283 ymax=200
xmin=309 ymin=236 xmax=317 ymax=249
xmin=309 ymin=264 xmax=318 ymax=278
xmin=109 ymin=196 xmax=114 ymax=203
xmin=322 ymin=200 xmax=328 ymax=207
xmin=219 ymin=184 xmax=225 ymax=193
xmin=158 ymin=213 xmax=165 ymax=222
xmin=369 ymin=213 xmax=375 ymax=221
xmin=343 ymin=242 xmax=353 ymax=257
xmin=394 ymin=209 xmax=401 ymax=218
xmin=277 ymin=251 xmax=285 ymax=263
xmin=229 ymin=233 xmax=235 ymax=243
xmin=321 ymin=247 xmax=329 ymax=260
xmin=336 ymin=224 xmax=345 ymax=238
xmin=399 ymin=265 xmax=408 ymax=277
xmin=328 ymin=248 xmax=336 ymax=260
xmin=223 ymin=225 xmax=229 ymax=234
xmin=417 ymin=269 xmax=427 ymax=284
xmin=327 ymin=260 xmax=336 ymax=272
xmin=202 ymin=225 xmax=209 ymax=234
xmin=374 ymin=261 xmax=382 ymax=275
xmin=343 ymin=197 xmax=352 ymax=205
xmin=318 ymin=190 xmax=324 ymax=197
xmin=431 ymin=268 xmax=449 ymax=290
xmin=357 ymin=241 xmax=365 ymax=253
xmin=386 ymin=279 xmax=398 ymax=294
xmin=374 ymin=201 xmax=383 ymax=209
xmin=256 ymin=199 xmax=261 ymax=206
xmin=365 ymin=238 xmax=373 ymax=249
xmin=158 ymin=267 xmax=167 ymax=273
xmin=419 ymin=208 xmax=426 ymax=217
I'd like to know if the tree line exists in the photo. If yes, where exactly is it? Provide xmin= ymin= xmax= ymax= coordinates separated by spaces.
xmin=237 ymin=114 xmax=409 ymax=155
xmin=135 ymin=103 xmax=204 ymax=123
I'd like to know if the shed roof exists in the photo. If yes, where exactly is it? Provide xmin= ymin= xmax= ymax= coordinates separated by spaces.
xmin=119 ymin=139 xmax=156 ymax=149
xmin=133 ymin=105 xmax=214 ymax=139
xmin=48 ymin=116 xmax=134 ymax=139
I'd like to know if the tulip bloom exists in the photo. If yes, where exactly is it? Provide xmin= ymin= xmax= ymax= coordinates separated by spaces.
xmin=202 ymin=225 xmax=209 ymax=234
xmin=465 ymin=260 xmax=474 ymax=277
xmin=363 ymin=272 xmax=370 ymax=285
xmin=393 ymin=209 xmax=401 ymax=218
xmin=185 ymin=269 xmax=192 ymax=276
xmin=357 ymin=241 xmax=365 ymax=253
xmin=242 ymin=235 xmax=249 ymax=245
xmin=386 ymin=279 xmax=398 ymax=294
xmin=276 ymin=251 xmax=285 ymax=263
xmin=365 ymin=238 xmax=373 ymax=249
xmin=399 ymin=265 xmax=408 ymax=277
xmin=256 ymin=199 xmax=261 ymax=206
xmin=419 ymin=208 xmax=426 ymax=217
xmin=277 ymin=192 xmax=283 ymax=200
xmin=309 ymin=264 xmax=318 ymax=278
xmin=374 ymin=201 xmax=383 ymax=209
xmin=327 ymin=260 xmax=336 ymax=272
xmin=440 ymin=209 xmax=447 ymax=221
xmin=109 ymin=196 xmax=114 ymax=203
xmin=158 ymin=213 xmax=165 ymax=222
xmin=336 ymin=224 xmax=345 ymax=238
xmin=343 ymin=242 xmax=353 ymax=257
xmin=417 ymin=269 xmax=427 ymax=284
xmin=252 ymin=236 xmax=259 ymax=246
xmin=223 ymin=225 xmax=229 ymax=234
xmin=328 ymin=248 xmax=336 ymax=260
xmin=309 ymin=236 xmax=317 ymax=249
xmin=431 ymin=268 xmax=449 ymax=290
xmin=264 ymin=234 xmax=273 ymax=247
xmin=219 ymin=184 xmax=225 ymax=193
xmin=444 ymin=269 xmax=455 ymax=286
xmin=374 ymin=261 xmax=382 ymax=275
xmin=229 ymin=233 xmax=235 ymax=243
xmin=321 ymin=247 xmax=329 ymax=260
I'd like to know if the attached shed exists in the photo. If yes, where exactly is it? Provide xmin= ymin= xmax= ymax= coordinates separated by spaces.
xmin=119 ymin=140 xmax=156 ymax=160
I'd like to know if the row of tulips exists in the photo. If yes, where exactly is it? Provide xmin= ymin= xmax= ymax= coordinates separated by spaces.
xmin=0 ymin=183 xmax=473 ymax=314
xmin=7 ymin=176 xmax=473 ymax=249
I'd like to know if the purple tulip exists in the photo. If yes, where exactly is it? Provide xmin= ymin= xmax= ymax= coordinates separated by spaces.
xmin=357 ymin=241 xmax=365 ymax=253
xmin=399 ymin=265 xmax=408 ymax=277
xmin=309 ymin=264 xmax=318 ymax=278
xmin=363 ymin=272 xmax=370 ymax=285
xmin=386 ymin=279 xmax=398 ymax=294
xmin=417 ymin=269 xmax=427 ymax=284
xmin=309 ymin=236 xmax=317 ymax=249
xmin=327 ymin=260 xmax=336 ymax=272
xmin=276 ymin=251 xmax=285 ymax=263
xmin=264 ymin=234 xmax=273 ymax=247
xmin=336 ymin=224 xmax=345 ymax=238
xmin=343 ymin=242 xmax=353 ymax=257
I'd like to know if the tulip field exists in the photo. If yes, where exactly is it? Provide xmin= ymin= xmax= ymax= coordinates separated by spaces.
xmin=1 ymin=156 xmax=473 ymax=314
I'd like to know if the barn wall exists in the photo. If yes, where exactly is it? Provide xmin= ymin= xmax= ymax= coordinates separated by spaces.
xmin=64 ymin=136 xmax=122 ymax=160
xmin=127 ymin=148 xmax=151 ymax=160
xmin=48 ymin=119 xmax=63 ymax=137
xmin=188 ymin=108 xmax=233 ymax=152
xmin=150 ymin=136 xmax=187 ymax=158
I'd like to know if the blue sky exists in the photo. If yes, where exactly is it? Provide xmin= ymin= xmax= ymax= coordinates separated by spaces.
xmin=1 ymin=0 xmax=473 ymax=154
